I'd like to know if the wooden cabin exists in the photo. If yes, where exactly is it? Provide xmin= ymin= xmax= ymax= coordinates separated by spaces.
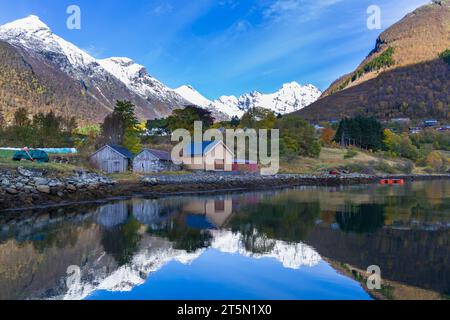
xmin=89 ymin=145 xmax=133 ymax=173
xmin=133 ymin=149 xmax=179 ymax=173
xmin=182 ymin=140 xmax=234 ymax=172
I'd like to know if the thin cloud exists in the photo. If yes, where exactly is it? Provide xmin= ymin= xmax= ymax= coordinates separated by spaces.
xmin=82 ymin=45 xmax=105 ymax=58
xmin=263 ymin=0 xmax=343 ymax=21
xmin=152 ymin=3 xmax=174 ymax=16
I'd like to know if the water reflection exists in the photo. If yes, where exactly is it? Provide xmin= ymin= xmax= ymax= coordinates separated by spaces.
xmin=0 ymin=180 xmax=448 ymax=300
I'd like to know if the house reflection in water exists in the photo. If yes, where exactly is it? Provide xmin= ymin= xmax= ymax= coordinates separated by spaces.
xmin=132 ymin=199 xmax=163 ymax=226
xmin=182 ymin=197 xmax=234 ymax=229
xmin=95 ymin=202 xmax=129 ymax=229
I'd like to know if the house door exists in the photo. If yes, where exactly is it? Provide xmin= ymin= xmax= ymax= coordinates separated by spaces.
xmin=214 ymin=160 xmax=225 ymax=171
xmin=107 ymin=160 xmax=121 ymax=173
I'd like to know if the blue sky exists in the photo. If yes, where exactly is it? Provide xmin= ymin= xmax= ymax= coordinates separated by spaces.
xmin=0 ymin=0 xmax=430 ymax=99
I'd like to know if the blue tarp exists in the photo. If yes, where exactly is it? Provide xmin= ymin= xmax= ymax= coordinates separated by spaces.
xmin=0 ymin=147 xmax=77 ymax=154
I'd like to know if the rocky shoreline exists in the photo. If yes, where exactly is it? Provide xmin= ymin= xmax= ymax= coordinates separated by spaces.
xmin=0 ymin=167 xmax=116 ymax=211
xmin=1 ymin=168 xmax=449 ymax=211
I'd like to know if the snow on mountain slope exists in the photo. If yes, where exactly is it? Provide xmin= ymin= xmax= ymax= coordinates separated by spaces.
xmin=212 ymin=82 xmax=322 ymax=118
xmin=0 ymin=15 xmax=185 ymax=119
xmin=210 ymin=230 xmax=321 ymax=269
xmin=59 ymin=230 xmax=321 ymax=300
xmin=98 ymin=57 xmax=187 ymax=106
xmin=0 ymin=15 xmax=99 ymax=78
xmin=176 ymin=82 xmax=322 ymax=119
xmin=0 ymin=15 xmax=321 ymax=121
xmin=174 ymin=85 xmax=231 ymax=121
xmin=211 ymin=95 xmax=245 ymax=118
xmin=175 ymin=85 xmax=212 ymax=108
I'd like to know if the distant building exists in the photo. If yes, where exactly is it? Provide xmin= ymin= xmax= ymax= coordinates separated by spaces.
xmin=183 ymin=140 xmax=234 ymax=172
xmin=232 ymin=159 xmax=259 ymax=173
xmin=409 ymin=127 xmax=423 ymax=134
xmin=391 ymin=118 xmax=411 ymax=124
xmin=133 ymin=149 xmax=180 ymax=173
xmin=423 ymin=119 xmax=439 ymax=127
xmin=89 ymin=145 xmax=133 ymax=173
xmin=314 ymin=124 xmax=325 ymax=131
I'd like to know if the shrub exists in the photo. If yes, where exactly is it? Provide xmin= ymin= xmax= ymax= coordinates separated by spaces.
xmin=439 ymin=49 xmax=450 ymax=65
xmin=426 ymin=151 xmax=447 ymax=173
xmin=394 ymin=161 xmax=415 ymax=174
xmin=374 ymin=160 xmax=396 ymax=174
xmin=383 ymin=130 xmax=419 ymax=161
xmin=340 ymin=163 xmax=376 ymax=175
xmin=344 ymin=148 xmax=358 ymax=159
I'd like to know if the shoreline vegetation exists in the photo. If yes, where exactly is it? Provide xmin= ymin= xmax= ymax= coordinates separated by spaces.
xmin=1 ymin=102 xmax=449 ymax=212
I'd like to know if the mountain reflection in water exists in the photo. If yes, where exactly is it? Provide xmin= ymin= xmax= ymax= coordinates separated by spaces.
xmin=0 ymin=180 xmax=448 ymax=300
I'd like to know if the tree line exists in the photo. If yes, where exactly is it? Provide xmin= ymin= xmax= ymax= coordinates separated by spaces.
xmin=148 ymin=105 xmax=322 ymax=159
xmin=0 ymin=107 xmax=76 ymax=147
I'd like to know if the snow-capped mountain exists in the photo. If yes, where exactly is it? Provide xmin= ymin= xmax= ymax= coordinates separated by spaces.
xmin=0 ymin=15 xmax=187 ymax=121
xmin=175 ymin=82 xmax=322 ymax=119
xmin=175 ymin=85 xmax=212 ymax=108
xmin=225 ymin=82 xmax=322 ymax=117
xmin=0 ymin=15 xmax=321 ymax=123
xmin=98 ymin=57 xmax=186 ymax=106
xmin=58 ymin=230 xmax=321 ymax=300
xmin=174 ymin=85 xmax=231 ymax=121
xmin=0 ymin=15 xmax=98 ymax=78
xmin=213 ymin=95 xmax=244 ymax=118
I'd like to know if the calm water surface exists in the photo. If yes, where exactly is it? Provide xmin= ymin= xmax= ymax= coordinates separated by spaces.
xmin=0 ymin=181 xmax=448 ymax=300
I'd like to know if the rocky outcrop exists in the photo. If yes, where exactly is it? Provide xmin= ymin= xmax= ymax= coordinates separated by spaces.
xmin=0 ymin=167 xmax=115 ymax=210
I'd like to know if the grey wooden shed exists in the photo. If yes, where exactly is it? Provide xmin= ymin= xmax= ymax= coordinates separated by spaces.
xmin=133 ymin=149 xmax=179 ymax=173
xmin=89 ymin=145 xmax=133 ymax=173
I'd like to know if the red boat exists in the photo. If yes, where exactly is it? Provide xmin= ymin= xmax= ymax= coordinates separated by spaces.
xmin=380 ymin=179 xmax=405 ymax=185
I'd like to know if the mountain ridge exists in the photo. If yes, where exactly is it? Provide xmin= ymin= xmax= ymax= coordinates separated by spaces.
xmin=296 ymin=0 xmax=450 ymax=121
xmin=0 ymin=15 xmax=321 ymax=123
xmin=175 ymin=81 xmax=322 ymax=119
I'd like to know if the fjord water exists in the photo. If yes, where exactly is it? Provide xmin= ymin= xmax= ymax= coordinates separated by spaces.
xmin=0 ymin=181 xmax=448 ymax=300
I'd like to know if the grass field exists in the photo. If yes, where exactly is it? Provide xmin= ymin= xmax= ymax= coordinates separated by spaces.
xmin=1 ymin=147 xmax=445 ymax=177
xmin=280 ymin=147 xmax=415 ymax=174
xmin=0 ymin=149 xmax=78 ymax=175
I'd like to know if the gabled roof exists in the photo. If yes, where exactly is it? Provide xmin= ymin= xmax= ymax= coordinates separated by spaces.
xmin=184 ymin=140 xmax=235 ymax=157
xmin=184 ymin=141 xmax=217 ymax=157
xmin=142 ymin=148 xmax=171 ymax=161
xmin=107 ymin=145 xmax=133 ymax=159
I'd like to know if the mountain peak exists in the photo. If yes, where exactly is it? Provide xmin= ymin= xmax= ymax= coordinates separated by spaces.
xmin=281 ymin=81 xmax=301 ymax=89
xmin=101 ymin=57 xmax=137 ymax=66
xmin=175 ymin=85 xmax=212 ymax=108
xmin=0 ymin=15 xmax=50 ymax=32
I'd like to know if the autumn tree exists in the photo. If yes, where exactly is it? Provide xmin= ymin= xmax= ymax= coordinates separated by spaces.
xmin=320 ymin=127 xmax=336 ymax=146
xmin=276 ymin=115 xmax=321 ymax=158
xmin=383 ymin=129 xmax=419 ymax=161
xmin=426 ymin=151 xmax=447 ymax=172
xmin=99 ymin=100 xmax=142 ymax=153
